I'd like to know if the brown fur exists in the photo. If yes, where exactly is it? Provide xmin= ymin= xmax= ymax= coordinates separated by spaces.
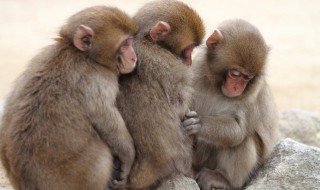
xmin=134 ymin=0 xmax=205 ymax=57
xmin=116 ymin=1 xmax=205 ymax=189
xmin=0 ymin=6 xmax=137 ymax=190
xmin=191 ymin=19 xmax=279 ymax=190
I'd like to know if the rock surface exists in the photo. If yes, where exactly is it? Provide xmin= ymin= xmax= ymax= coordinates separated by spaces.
xmin=158 ymin=138 xmax=320 ymax=190
xmin=245 ymin=138 xmax=320 ymax=190
xmin=279 ymin=109 xmax=320 ymax=147
xmin=156 ymin=175 xmax=199 ymax=190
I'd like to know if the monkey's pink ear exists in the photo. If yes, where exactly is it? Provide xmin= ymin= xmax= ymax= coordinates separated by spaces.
xmin=149 ymin=21 xmax=171 ymax=41
xmin=206 ymin=30 xmax=223 ymax=50
xmin=73 ymin=25 xmax=95 ymax=51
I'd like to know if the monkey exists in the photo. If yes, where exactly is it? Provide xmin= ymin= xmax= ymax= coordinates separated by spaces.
xmin=0 ymin=6 xmax=137 ymax=190
xmin=187 ymin=19 xmax=279 ymax=190
xmin=116 ymin=0 xmax=205 ymax=189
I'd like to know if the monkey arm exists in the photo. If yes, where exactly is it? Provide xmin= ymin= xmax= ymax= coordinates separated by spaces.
xmin=197 ymin=114 xmax=247 ymax=147
xmin=91 ymin=106 xmax=135 ymax=185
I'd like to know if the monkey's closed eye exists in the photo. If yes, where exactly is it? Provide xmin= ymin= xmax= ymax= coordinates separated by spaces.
xmin=120 ymin=37 xmax=133 ymax=51
xmin=229 ymin=69 xmax=241 ymax=78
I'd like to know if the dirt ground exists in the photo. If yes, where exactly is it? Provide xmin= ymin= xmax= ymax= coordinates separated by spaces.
xmin=0 ymin=0 xmax=319 ymax=188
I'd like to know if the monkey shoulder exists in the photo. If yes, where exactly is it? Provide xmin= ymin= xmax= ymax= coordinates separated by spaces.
xmin=132 ymin=39 xmax=194 ymax=107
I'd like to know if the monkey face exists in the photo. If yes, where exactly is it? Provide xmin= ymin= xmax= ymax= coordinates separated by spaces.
xmin=116 ymin=36 xmax=137 ymax=74
xmin=179 ymin=44 xmax=195 ymax=65
xmin=221 ymin=67 xmax=255 ymax=98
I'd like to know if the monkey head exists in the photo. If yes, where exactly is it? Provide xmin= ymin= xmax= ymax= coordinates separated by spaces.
xmin=133 ymin=0 xmax=205 ymax=65
xmin=205 ymin=19 xmax=269 ymax=98
xmin=59 ymin=6 xmax=138 ymax=75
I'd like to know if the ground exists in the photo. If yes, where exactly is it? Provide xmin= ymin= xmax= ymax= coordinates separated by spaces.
xmin=0 ymin=0 xmax=319 ymax=188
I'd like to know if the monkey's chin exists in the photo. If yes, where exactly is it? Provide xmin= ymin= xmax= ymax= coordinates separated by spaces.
xmin=221 ymin=85 xmax=242 ymax=98
xmin=120 ymin=62 xmax=136 ymax=74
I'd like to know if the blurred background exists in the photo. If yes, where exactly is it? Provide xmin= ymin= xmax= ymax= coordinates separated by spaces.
xmin=0 ymin=0 xmax=319 ymax=188
xmin=0 ymin=0 xmax=319 ymax=113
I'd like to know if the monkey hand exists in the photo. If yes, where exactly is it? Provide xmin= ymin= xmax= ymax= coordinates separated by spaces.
xmin=109 ymin=168 xmax=129 ymax=189
xmin=182 ymin=110 xmax=201 ymax=136
xmin=110 ymin=177 xmax=127 ymax=189
xmin=109 ymin=143 xmax=135 ymax=189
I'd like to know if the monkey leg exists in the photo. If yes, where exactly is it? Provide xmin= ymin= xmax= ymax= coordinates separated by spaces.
xmin=70 ymin=140 xmax=113 ymax=190
xmin=34 ymin=140 xmax=113 ymax=190
xmin=196 ymin=167 xmax=229 ymax=190
xmin=216 ymin=137 xmax=258 ymax=189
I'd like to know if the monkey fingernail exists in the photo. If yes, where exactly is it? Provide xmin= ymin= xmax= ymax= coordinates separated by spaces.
xmin=186 ymin=110 xmax=198 ymax=117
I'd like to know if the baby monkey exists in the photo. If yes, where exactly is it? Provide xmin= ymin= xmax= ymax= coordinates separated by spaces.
xmin=0 ymin=6 xmax=137 ymax=190
xmin=186 ymin=19 xmax=279 ymax=190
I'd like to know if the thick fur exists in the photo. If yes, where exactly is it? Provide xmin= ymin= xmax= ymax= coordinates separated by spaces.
xmin=191 ymin=19 xmax=279 ymax=190
xmin=116 ymin=1 xmax=205 ymax=189
xmin=0 ymin=6 xmax=136 ymax=190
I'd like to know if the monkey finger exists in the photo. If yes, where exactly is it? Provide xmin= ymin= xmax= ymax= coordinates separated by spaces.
xmin=185 ymin=110 xmax=198 ymax=118
xmin=185 ymin=124 xmax=201 ymax=135
xmin=111 ymin=178 xmax=127 ymax=189
xmin=183 ymin=117 xmax=200 ymax=127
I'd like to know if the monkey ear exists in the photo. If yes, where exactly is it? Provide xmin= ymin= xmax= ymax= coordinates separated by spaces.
xmin=73 ymin=25 xmax=95 ymax=51
xmin=206 ymin=30 xmax=223 ymax=50
xmin=149 ymin=21 xmax=171 ymax=41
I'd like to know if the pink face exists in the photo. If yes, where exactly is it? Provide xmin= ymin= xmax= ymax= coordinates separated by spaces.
xmin=180 ymin=44 xmax=195 ymax=65
xmin=118 ymin=37 xmax=137 ymax=74
xmin=221 ymin=69 xmax=255 ymax=98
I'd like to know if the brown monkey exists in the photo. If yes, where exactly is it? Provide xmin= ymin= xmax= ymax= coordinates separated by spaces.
xmin=116 ymin=0 xmax=205 ymax=189
xmin=188 ymin=19 xmax=279 ymax=190
xmin=0 ymin=6 xmax=137 ymax=190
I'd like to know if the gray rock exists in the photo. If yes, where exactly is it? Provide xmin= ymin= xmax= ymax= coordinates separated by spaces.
xmin=246 ymin=138 xmax=320 ymax=190
xmin=156 ymin=175 xmax=199 ymax=190
xmin=279 ymin=109 xmax=320 ymax=147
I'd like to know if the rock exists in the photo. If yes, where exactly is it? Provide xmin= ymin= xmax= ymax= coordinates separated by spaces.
xmin=245 ymin=138 xmax=320 ymax=190
xmin=279 ymin=109 xmax=320 ymax=147
xmin=156 ymin=175 xmax=199 ymax=190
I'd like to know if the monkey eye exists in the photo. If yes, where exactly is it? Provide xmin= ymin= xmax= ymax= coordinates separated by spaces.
xmin=229 ymin=69 xmax=241 ymax=78
xmin=120 ymin=37 xmax=133 ymax=51
xmin=122 ymin=39 xmax=130 ymax=46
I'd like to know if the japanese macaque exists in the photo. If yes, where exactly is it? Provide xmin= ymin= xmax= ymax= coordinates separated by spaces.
xmin=116 ymin=0 xmax=205 ymax=189
xmin=0 ymin=6 xmax=137 ymax=190
xmin=189 ymin=19 xmax=279 ymax=190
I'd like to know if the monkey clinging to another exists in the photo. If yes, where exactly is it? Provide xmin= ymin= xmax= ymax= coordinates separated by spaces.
xmin=190 ymin=19 xmax=279 ymax=190
xmin=117 ymin=0 xmax=205 ymax=189
xmin=0 ymin=6 xmax=137 ymax=190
